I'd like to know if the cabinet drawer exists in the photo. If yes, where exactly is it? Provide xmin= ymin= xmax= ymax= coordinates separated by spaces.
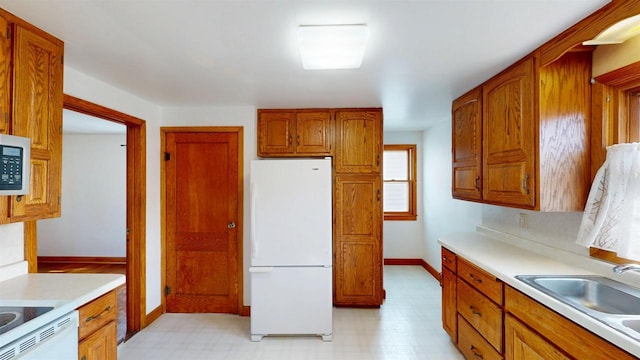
xmin=457 ymin=278 xmax=503 ymax=352
xmin=78 ymin=290 xmax=117 ymax=341
xmin=458 ymin=257 xmax=503 ymax=304
xmin=458 ymin=315 xmax=503 ymax=360
xmin=442 ymin=247 xmax=456 ymax=272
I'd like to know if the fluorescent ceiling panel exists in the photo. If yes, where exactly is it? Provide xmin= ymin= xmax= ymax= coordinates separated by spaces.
xmin=298 ymin=24 xmax=369 ymax=70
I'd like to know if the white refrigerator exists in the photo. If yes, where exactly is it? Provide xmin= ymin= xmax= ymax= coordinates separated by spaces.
xmin=249 ymin=158 xmax=333 ymax=342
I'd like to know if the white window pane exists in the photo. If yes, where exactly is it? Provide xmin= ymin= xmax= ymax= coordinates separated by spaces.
xmin=383 ymin=150 xmax=408 ymax=181
xmin=384 ymin=182 xmax=409 ymax=212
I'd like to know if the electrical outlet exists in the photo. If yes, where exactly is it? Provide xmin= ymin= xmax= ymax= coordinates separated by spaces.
xmin=518 ymin=213 xmax=528 ymax=229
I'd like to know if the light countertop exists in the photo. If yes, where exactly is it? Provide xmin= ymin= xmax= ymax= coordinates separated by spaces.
xmin=0 ymin=273 xmax=125 ymax=347
xmin=439 ymin=231 xmax=640 ymax=358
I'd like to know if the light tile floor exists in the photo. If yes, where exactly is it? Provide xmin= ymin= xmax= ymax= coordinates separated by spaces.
xmin=118 ymin=266 xmax=463 ymax=359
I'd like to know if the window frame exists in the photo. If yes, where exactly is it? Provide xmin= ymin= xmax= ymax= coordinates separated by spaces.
xmin=383 ymin=144 xmax=417 ymax=221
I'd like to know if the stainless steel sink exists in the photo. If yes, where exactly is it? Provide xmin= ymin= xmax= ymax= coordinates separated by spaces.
xmin=516 ymin=275 xmax=640 ymax=341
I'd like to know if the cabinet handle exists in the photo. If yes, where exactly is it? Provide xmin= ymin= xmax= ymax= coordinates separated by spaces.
xmin=297 ymin=135 xmax=300 ymax=146
xmin=469 ymin=274 xmax=483 ymax=283
xmin=522 ymin=173 xmax=530 ymax=194
xmin=470 ymin=345 xmax=484 ymax=360
xmin=376 ymin=154 xmax=380 ymax=167
xmin=474 ymin=176 xmax=480 ymax=191
xmin=377 ymin=189 xmax=381 ymax=202
xmin=85 ymin=305 xmax=111 ymax=323
xmin=81 ymin=356 xmax=87 ymax=360
xmin=469 ymin=305 xmax=482 ymax=317
xmin=288 ymin=135 xmax=293 ymax=145
xmin=443 ymin=256 xmax=448 ymax=262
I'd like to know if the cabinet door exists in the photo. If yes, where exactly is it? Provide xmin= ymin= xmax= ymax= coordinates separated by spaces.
xmin=452 ymin=88 xmax=482 ymax=201
xmin=78 ymin=321 xmax=117 ymax=360
xmin=10 ymin=25 xmax=63 ymax=220
xmin=257 ymin=110 xmax=295 ymax=156
xmin=505 ymin=314 xmax=569 ymax=360
xmin=335 ymin=110 xmax=382 ymax=173
xmin=296 ymin=111 xmax=332 ymax=155
xmin=334 ymin=174 xmax=382 ymax=306
xmin=442 ymin=267 xmax=457 ymax=342
xmin=483 ymin=58 xmax=535 ymax=208
xmin=0 ymin=16 xmax=9 ymax=135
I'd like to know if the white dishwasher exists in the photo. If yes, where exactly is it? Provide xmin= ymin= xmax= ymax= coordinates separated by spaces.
xmin=0 ymin=310 xmax=79 ymax=359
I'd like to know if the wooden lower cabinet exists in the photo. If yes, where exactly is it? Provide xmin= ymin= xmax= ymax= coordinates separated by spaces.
xmin=457 ymin=278 xmax=503 ymax=352
xmin=79 ymin=322 xmax=117 ymax=360
xmin=458 ymin=315 xmax=503 ymax=360
xmin=505 ymin=314 xmax=568 ymax=360
xmin=333 ymin=174 xmax=383 ymax=306
xmin=442 ymin=267 xmax=457 ymax=342
xmin=78 ymin=290 xmax=118 ymax=360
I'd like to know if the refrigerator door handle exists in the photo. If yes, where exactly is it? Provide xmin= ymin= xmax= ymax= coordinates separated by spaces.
xmin=251 ymin=182 xmax=258 ymax=259
xmin=249 ymin=267 xmax=274 ymax=273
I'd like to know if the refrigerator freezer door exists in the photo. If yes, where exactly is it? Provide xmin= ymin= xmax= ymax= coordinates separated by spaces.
xmin=250 ymin=266 xmax=332 ymax=341
xmin=250 ymin=159 xmax=332 ymax=267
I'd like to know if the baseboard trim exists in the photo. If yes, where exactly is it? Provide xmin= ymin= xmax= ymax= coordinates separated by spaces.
xmin=38 ymin=256 xmax=127 ymax=265
xmin=144 ymin=305 xmax=163 ymax=327
xmin=383 ymin=258 xmax=422 ymax=265
xmin=421 ymin=259 xmax=442 ymax=284
xmin=239 ymin=306 xmax=250 ymax=317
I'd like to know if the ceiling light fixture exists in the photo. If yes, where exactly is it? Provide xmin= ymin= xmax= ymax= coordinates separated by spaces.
xmin=298 ymin=24 xmax=369 ymax=70
xmin=583 ymin=14 xmax=640 ymax=45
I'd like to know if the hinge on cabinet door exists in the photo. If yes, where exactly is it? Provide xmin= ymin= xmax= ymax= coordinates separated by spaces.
xmin=5 ymin=27 xmax=9 ymax=39
xmin=61 ymin=55 xmax=64 ymax=65
xmin=164 ymin=152 xmax=171 ymax=161
xmin=165 ymin=285 xmax=171 ymax=296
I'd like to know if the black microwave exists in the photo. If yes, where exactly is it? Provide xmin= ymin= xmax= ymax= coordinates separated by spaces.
xmin=0 ymin=134 xmax=30 ymax=195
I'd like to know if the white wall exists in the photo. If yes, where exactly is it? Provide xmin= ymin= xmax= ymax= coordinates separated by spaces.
xmin=422 ymin=121 xmax=483 ymax=272
xmin=37 ymin=134 xmax=127 ymax=257
xmin=64 ymin=67 xmax=163 ymax=314
xmin=0 ymin=223 xmax=24 ymax=267
xmin=161 ymin=106 xmax=257 ymax=306
xmin=383 ymin=131 xmax=425 ymax=259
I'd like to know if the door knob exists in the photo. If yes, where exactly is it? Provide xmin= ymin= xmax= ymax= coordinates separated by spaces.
xmin=228 ymin=222 xmax=236 ymax=229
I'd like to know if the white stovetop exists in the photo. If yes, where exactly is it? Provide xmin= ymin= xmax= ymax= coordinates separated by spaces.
xmin=0 ymin=272 xmax=125 ymax=347
xmin=439 ymin=229 xmax=640 ymax=358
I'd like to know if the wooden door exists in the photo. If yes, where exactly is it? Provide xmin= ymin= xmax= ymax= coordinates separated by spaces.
xmin=296 ymin=111 xmax=332 ymax=154
xmin=505 ymin=314 xmax=569 ymax=360
xmin=333 ymin=174 xmax=383 ymax=306
xmin=10 ymin=25 xmax=63 ymax=220
xmin=442 ymin=267 xmax=457 ymax=342
xmin=165 ymin=131 xmax=240 ymax=313
xmin=257 ymin=110 xmax=295 ymax=156
xmin=452 ymin=87 xmax=482 ymax=201
xmin=335 ymin=110 xmax=382 ymax=173
xmin=483 ymin=58 xmax=535 ymax=208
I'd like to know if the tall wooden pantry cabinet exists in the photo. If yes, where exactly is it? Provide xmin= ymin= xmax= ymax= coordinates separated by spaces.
xmin=257 ymin=108 xmax=384 ymax=307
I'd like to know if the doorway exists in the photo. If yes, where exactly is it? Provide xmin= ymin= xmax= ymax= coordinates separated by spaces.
xmin=25 ymin=95 xmax=148 ymax=337
xmin=161 ymin=127 xmax=244 ymax=314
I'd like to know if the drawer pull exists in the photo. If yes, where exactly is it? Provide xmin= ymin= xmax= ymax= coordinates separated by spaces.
xmin=470 ymin=345 xmax=484 ymax=360
xmin=85 ymin=305 xmax=111 ymax=323
xmin=469 ymin=274 xmax=483 ymax=283
xmin=469 ymin=305 xmax=482 ymax=317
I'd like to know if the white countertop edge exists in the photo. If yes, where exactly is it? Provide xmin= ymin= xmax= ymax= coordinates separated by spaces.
xmin=0 ymin=273 xmax=125 ymax=348
xmin=438 ymin=231 xmax=640 ymax=358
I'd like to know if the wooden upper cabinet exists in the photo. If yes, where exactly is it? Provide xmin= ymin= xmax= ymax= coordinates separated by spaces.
xmin=483 ymin=57 xmax=536 ymax=208
xmin=335 ymin=109 xmax=382 ymax=173
xmin=257 ymin=109 xmax=333 ymax=156
xmin=0 ymin=15 xmax=9 ymax=135
xmin=452 ymin=87 xmax=482 ymax=201
xmin=9 ymin=24 xmax=63 ymax=220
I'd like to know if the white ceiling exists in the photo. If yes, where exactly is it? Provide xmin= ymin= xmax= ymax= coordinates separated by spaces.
xmin=0 ymin=0 xmax=609 ymax=131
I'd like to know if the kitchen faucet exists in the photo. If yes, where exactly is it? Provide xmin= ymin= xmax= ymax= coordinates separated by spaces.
xmin=612 ymin=264 xmax=640 ymax=274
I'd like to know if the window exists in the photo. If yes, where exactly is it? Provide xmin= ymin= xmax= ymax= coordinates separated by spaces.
xmin=383 ymin=144 xmax=417 ymax=220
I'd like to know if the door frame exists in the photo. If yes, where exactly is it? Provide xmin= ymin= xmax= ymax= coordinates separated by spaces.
xmin=160 ymin=126 xmax=244 ymax=314
xmin=60 ymin=94 xmax=147 ymax=335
